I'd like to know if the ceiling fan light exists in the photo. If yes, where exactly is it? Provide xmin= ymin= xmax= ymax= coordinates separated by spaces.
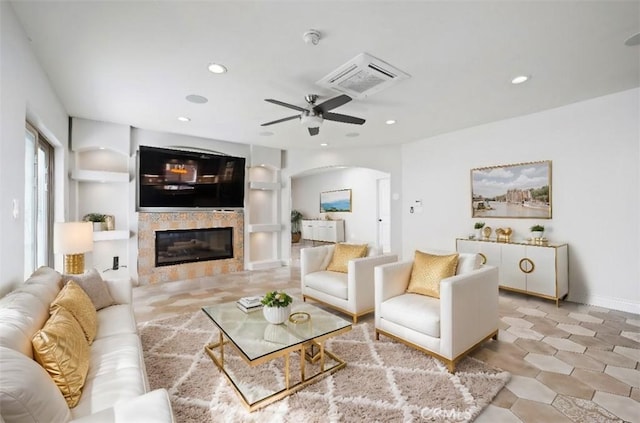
xmin=300 ymin=114 xmax=323 ymax=128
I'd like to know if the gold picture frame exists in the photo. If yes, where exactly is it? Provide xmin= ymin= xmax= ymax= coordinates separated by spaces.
xmin=471 ymin=160 xmax=552 ymax=219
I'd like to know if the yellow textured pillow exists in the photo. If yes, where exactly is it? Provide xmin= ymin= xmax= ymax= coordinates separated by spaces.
xmin=406 ymin=251 xmax=459 ymax=298
xmin=51 ymin=280 xmax=97 ymax=344
xmin=32 ymin=307 xmax=90 ymax=408
xmin=326 ymin=243 xmax=368 ymax=273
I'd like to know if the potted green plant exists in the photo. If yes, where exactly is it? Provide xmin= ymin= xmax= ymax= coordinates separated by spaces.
xmin=530 ymin=224 xmax=545 ymax=239
xmin=84 ymin=213 xmax=106 ymax=231
xmin=261 ymin=291 xmax=293 ymax=324
xmin=291 ymin=209 xmax=303 ymax=243
xmin=474 ymin=222 xmax=485 ymax=239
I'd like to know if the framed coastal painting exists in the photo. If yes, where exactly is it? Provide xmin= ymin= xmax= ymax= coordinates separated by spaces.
xmin=320 ymin=189 xmax=352 ymax=213
xmin=471 ymin=160 xmax=552 ymax=219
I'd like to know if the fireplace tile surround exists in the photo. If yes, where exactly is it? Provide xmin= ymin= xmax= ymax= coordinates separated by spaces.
xmin=138 ymin=211 xmax=244 ymax=285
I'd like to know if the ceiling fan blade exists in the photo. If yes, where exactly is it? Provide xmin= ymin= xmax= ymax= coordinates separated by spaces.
xmin=265 ymin=99 xmax=306 ymax=112
xmin=308 ymin=127 xmax=320 ymax=136
xmin=323 ymin=112 xmax=365 ymax=125
xmin=261 ymin=115 xmax=299 ymax=126
xmin=314 ymin=94 xmax=352 ymax=114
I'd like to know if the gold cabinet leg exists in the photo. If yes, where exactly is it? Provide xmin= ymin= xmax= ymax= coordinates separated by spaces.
xmin=285 ymin=353 xmax=290 ymax=389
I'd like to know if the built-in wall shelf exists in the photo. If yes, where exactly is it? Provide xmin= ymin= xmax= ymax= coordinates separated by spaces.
xmin=93 ymin=230 xmax=129 ymax=242
xmin=71 ymin=169 xmax=129 ymax=183
xmin=249 ymin=181 xmax=281 ymax=191
xmin=248 ymin=224 xmax=281 ymax=233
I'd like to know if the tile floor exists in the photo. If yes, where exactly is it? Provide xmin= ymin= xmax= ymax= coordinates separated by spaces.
xmin=133 ymin=243 xmax=639 ymax=422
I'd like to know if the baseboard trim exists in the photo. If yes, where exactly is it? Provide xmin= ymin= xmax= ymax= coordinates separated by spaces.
xmin=569 ymin=294 xmax=640 ymax=315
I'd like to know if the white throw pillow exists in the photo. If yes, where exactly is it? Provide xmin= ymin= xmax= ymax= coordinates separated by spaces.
xmin=456 ymin=253 xmax=482 ymax=275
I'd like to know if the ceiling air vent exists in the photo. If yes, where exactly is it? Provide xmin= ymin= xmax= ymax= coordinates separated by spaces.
xmin=316 ymin=53 xmax=410 ymax=99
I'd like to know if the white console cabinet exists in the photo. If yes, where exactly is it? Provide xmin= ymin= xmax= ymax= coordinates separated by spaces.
xmin=301 ymin=220 xmax=345 ymax=243
xmin=456 ymin=238 xmax=568 ymax=305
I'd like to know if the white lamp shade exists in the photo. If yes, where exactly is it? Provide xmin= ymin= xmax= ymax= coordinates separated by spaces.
xmin=54 ymin=222 xmax=93 ymax=254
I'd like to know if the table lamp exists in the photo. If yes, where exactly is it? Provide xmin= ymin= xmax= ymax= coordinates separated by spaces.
xmin=54 ymin=221 xmax=93 ymax=274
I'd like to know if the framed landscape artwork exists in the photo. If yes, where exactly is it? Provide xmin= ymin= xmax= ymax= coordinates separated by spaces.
xmin=471 ymin=160 xmax=552 ymax=219
xmin=320 ymin=189 xmax=352 ymax=213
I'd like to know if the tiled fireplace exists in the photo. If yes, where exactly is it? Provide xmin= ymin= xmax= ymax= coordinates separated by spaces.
xmin=138 ymin=211 xmax=244 ymax=284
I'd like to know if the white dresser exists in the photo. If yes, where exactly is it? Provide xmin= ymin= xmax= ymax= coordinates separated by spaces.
xmin=301 ymin=220 xmax=345 ymax=243
xmin=456 ymin=238 xmax=568 ymax=305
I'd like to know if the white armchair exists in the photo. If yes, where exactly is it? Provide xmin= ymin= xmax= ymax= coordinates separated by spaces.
xmin=301 ymin=244 xmax=398 ymax=323
xmin=374 ymin=252 xmax=499 ymax=372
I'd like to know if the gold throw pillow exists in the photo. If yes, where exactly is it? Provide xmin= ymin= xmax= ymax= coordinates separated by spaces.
xmin=406 ymin=251 xmax=459 ymax=298
xmin=32 ymin=307 xmax=90 ymax=408
xmin=326 ymin=243 xmax=369 ymax=273
xmin=51 ymin=280 xmax=97 ymax=344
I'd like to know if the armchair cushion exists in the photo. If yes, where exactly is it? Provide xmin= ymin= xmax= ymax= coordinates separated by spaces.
xmin=326 ymin=243 xmax=368 ymax=273
xmin=407 ymin=251 xmax=459 ymax=298
xmin=304 ymin=271 xmax=348 ymax=300
xmin=379 ymin=293 xmax=441 ymax=338
xmin=457 ymin=253 xmax=482 ymax=275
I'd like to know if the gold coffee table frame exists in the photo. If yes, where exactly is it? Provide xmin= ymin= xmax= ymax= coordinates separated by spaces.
xmin=202 ymin=302 xmax=351 ymax=412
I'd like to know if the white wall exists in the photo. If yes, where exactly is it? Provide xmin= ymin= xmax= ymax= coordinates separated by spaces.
xmin=292 ymin=167 xmax=389 ymax=244
xmin=0 ymin=3 xmax=69 ymax=295
xmin=402 ymin=89 xmax=639 ymax=313
xmin=281 ymin=146 xmax=403 ymax=262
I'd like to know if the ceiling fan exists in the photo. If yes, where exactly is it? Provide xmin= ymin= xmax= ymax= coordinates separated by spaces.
xmin=261 ymin=94 xmax=365 ymax=136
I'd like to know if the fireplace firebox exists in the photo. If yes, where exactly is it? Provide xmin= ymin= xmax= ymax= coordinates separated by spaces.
xmin=155 ymin=227 xmax=233 ymax=267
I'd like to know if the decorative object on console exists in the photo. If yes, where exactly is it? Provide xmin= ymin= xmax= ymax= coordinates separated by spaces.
xmin=495 ymin=227 xmax=513 ymax=243
xmin=104 ymin=214 xmax=115 ymax=231
xmin=53 ymin=222 xmax=93 ymax=274
xmin=483 ymin=226 xmax=492 ymax=239
xmin=471 ymin=160 xmax=552 ymax=219
xmin=261 ymin=291 xmax=293 ymax=324
xmin=291 ymin=209 xmax=303 ymax=243
xmin=530 ymin=224 xmax=545 ymax=241
xmin=474 ymin=221 xmax=485 ymax=239
xmin=320 ymin=189 xmax=352 ymax=213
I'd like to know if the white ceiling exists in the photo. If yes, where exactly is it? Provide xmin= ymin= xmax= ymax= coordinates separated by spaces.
xmin=10 ymin=1 xmax=640 ymax=150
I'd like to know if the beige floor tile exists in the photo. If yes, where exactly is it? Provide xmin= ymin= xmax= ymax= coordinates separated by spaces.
xmin=592 ymin=392 xmax=640 ymax=422
xmin=514 ymin=338 xmax=558 ymax=355
xmin=503 ymin=316 xmax=534 ymax=329
xmin=557 ymin=323 xmax=596 ymax=337
xmin=586 ymin=348 xmax=638 ymax=368
xmin=511 ymin=399 xmax=573 ymax=423
xmin=517 ymin=307 xmax=548 ymax=317
xmin=542 ymin=336 xmax=586 ymax=353
xmin=475 ymin=404 xmax=523 ymax=423
xmin=631 ymin=387 xmax=640 ymax=402
xmin=604 ymin=365 xmax=640 ymax=388
xmin=572 ymin=368 xmax=632 ymax=396
xmin=525 ymin=353 xmax=574 ymax=375
xmin=569 ymin=334 xmax=615 ymax=351
xmin=506 ymin=375 xmax=557 ymax=403
xmin=554 ymin=350 xmax=606 ymax=372
xmin=552 ymin=394 xmax=624 ymax=423
xmin=483 ymin=340 xmax=528 ymax=358
xmin=491 ymin=386 xmax=519 ymax=409
xmin=536 ymin=371 xmax=594 ymax=399
xmin=507 ymin=326 xmax=544 ymax=341
xmin=569 ymin=312 xmax=604 ymax=324
xmin=613 ymin=345 xmax=640 ymax=362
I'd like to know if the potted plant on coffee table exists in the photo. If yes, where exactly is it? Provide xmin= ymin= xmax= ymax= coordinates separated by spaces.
xmin=261 ymin=291 xmax=293 ymax=324
xmin=291 ymin=209 xmax=303 ymax=243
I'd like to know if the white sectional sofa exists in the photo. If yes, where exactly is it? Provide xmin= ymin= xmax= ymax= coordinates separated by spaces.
xmin=0 ymin=267 xmax=174 ymax=423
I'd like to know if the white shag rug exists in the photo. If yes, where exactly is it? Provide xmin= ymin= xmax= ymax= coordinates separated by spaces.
xmin=139 ymin=311 xmax=509 ymax=422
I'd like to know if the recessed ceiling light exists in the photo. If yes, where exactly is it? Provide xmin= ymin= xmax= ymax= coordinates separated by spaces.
xmin=320 ymin=143 xmax=328 ymax=147
xmin=385 ymin=119 xmax=396 ymax=125
xmin=186 ymin=94 xmax=208 ymax=104
xmin=511 ymin=75 xmax=530 ymax=85
xmin=177 ymin=116 xmax=191 ymax=122
xmin=208 ymin=63 xmax=227 ymax=74
xmin=98 ymin=147 xmax=105 ymax=150
xmin=345 ymin=132 xmax=359 ymax=137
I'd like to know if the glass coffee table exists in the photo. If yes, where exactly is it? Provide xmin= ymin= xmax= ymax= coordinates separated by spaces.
xmin=201 ymin=300 xmax=352 ymax=411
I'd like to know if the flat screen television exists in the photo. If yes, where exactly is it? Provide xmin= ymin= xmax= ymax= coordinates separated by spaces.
xmin=136 ymin=145 xmax=246 ymax=211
